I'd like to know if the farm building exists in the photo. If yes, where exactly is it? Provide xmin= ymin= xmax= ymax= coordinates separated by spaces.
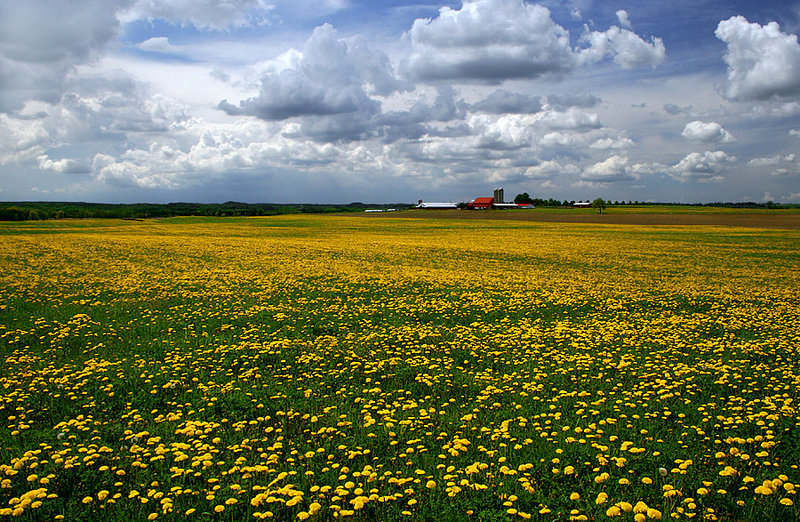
xmin=415 ymin=201 xmax=458 ymax=209
xmin=467 ymin=197 xmax=494 ymax=209
xmin=573 ymin=201 xmax=592 ymax=208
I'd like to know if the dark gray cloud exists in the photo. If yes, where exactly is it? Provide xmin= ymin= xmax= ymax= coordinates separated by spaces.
xmin=472 ymin=90 xmax=542 ymax=114
xmin=218 ymin=24 xmax=403 ymax=137
xmin=0 ymin=0 xmax=131 ymax=112
xmin=220 ymin=69 xmax=379 ymax=120
xmin=663 ymin=103 xmax=691 ymax=115
xmin=547 ymin=92 xmax=601 ymax=109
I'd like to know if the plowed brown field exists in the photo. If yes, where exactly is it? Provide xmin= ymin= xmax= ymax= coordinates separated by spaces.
xmin=374 ymin=209 xmax=800 ymax=229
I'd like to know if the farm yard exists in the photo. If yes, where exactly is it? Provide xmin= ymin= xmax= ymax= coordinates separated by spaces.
xmin=1 ymin=214 xmax=799 ymax=521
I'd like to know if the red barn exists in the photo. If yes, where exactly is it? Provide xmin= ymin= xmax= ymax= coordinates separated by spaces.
xmin=468 ymin=197 xmax=494 ymax=209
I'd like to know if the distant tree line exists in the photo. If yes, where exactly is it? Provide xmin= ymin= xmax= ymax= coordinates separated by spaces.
xmin=512 ymin=193 xmax=798 ymax=209
xmin=1 ymin=198 xmax=796 ymax=221
xmin=0 ymin=201 xmax=412 ymax=221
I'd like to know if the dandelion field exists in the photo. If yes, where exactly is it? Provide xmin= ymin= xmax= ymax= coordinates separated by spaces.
xmin=1 ymin=215 xmax=799 ymax=521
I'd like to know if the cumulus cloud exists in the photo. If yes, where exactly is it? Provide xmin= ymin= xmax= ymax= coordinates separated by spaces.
xmin=468 ymin=113 xmax=539 ymax=150
xmin=589 ymin=137 xmax=634 ymax=149
xmin=63 ymin=71 xmax=190 ymax=134
xmin=219 ymin=24 xmax=403 ymax=141
xmin=523 ymin=159 xmax=579 ymax=179
xmin=581 ymin=155 xmax=635 ymax=182
xmin=540 ymin=107 xmax=601 ymax=131
xmin=715 ymin=16 xmax=800 ymax=100
xmin=1 ymin=68 xmax=190 ymax=179
xmin=681 ymin=121 xmax=734 ymax=143
xmin=539 ymin=132 xmax=576 ymax=148
xmin=672 ymin=150 xmax=736 ymax=181
xmin=0 ymin=113 xmax=50 ymax=165
xmin=403 ymin=0 xmax=574 ymax=82
xmin=402 ymin=0 xmax=664 ymax=83
xmin=579 ymin=25 xmax=665 ymax=68
xmin=85 ymin=118 xmax=371 ymax=189
xmin=37 ymin=155 xmax=90 ymax=174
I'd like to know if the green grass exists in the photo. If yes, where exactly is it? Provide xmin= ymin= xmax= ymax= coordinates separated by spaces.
xmin=0 ymin=216 xmax=799 ymax=521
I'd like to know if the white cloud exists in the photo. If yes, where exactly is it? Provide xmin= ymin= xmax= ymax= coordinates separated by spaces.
xmin=748 ymin=156 xmax=779 ymax=167
xmin=581 ymin=155 xmax=635 ymax=182
xmin=85 ymin=117 xmax=367 ymax=188
xmin=121 ymin=0 xmax=275 ymax=30
xmin=681 ymin=121 xmax=734 ymax=143
xmin=539 ymin=132 xmax=576 ymax=147
xmin=745 ymin=102 xmax=800 ymax=118
xmin=540 ymin=107 xmax=601 ymax=131
xmin=523 ymin=160 xmax=579 ymax=179
xmin=672 ymin=150 xmax=736 ymax=181
xmin=37 ymin=155 xmax=90 ymax=174
xmin=579 ymin=25 xmax=665 ymax=69
xmin=629 ymin=162 xmax=669 ymax=177
xmin=469 ymin=113 xmax=538 ymax=150
xmin=137 ymin=37 xmax=179 ymax=53
xmin=791 ymin=129 xmax=800 ymax=136
xmin=402 ymin=0 xmax=664 ymax=83
xmin=616 ymin=10 xmax=631 ymax=29
xmin=589 ymin=137 xmax=634 ymax=149
xmin=748 ymin=154 xmax=795 ymax=168
xmin=715 ymin=16 xmax=800 ymax=100
xmin=0 ymin=112 xmax=51 ymax=165
xmin=403 ymin=0 xmax=575 ymax=83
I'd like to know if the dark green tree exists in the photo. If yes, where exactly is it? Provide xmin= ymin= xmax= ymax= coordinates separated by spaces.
xmin=514 ymin=192 xmax=533 ymax=204
xmin=593 ymin=197 xmax=607 ymax=214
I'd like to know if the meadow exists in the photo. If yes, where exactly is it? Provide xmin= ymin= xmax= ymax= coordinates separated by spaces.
xmin=0 ymin=214 xmax=798 ymax=521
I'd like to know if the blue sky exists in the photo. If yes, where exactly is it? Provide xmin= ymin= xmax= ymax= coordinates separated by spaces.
xmin=2 ymin=0 xmax=800 ymax=204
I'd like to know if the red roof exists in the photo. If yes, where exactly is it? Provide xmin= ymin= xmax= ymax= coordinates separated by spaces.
xmin=471 ymin=197 xmax=494 ymax=208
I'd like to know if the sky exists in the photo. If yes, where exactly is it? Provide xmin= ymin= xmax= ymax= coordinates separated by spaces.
xmin=2 ymin=0 xmax=800 ymax=204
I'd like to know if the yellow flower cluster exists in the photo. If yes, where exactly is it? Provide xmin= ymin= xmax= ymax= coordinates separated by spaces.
xmin=0 ymin=215 xmax=798 ymax=520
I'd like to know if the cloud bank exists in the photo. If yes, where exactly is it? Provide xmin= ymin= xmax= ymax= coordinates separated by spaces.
xmin=1 ymin=1 xmax=800 ymax=203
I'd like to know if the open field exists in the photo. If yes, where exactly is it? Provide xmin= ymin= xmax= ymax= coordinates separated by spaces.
xmin=375 ymin=208 xmax=800 ymax=230
xmin=1 ymin=215 xmax=799 ymax=521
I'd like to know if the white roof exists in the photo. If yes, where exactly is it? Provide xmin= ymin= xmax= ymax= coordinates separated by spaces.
xmin=415 ymin=202 xmax=458 ymax=208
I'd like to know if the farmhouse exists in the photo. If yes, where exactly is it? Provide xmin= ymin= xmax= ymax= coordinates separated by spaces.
xmin=573 ymin=201 xmax=592 ymax=208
